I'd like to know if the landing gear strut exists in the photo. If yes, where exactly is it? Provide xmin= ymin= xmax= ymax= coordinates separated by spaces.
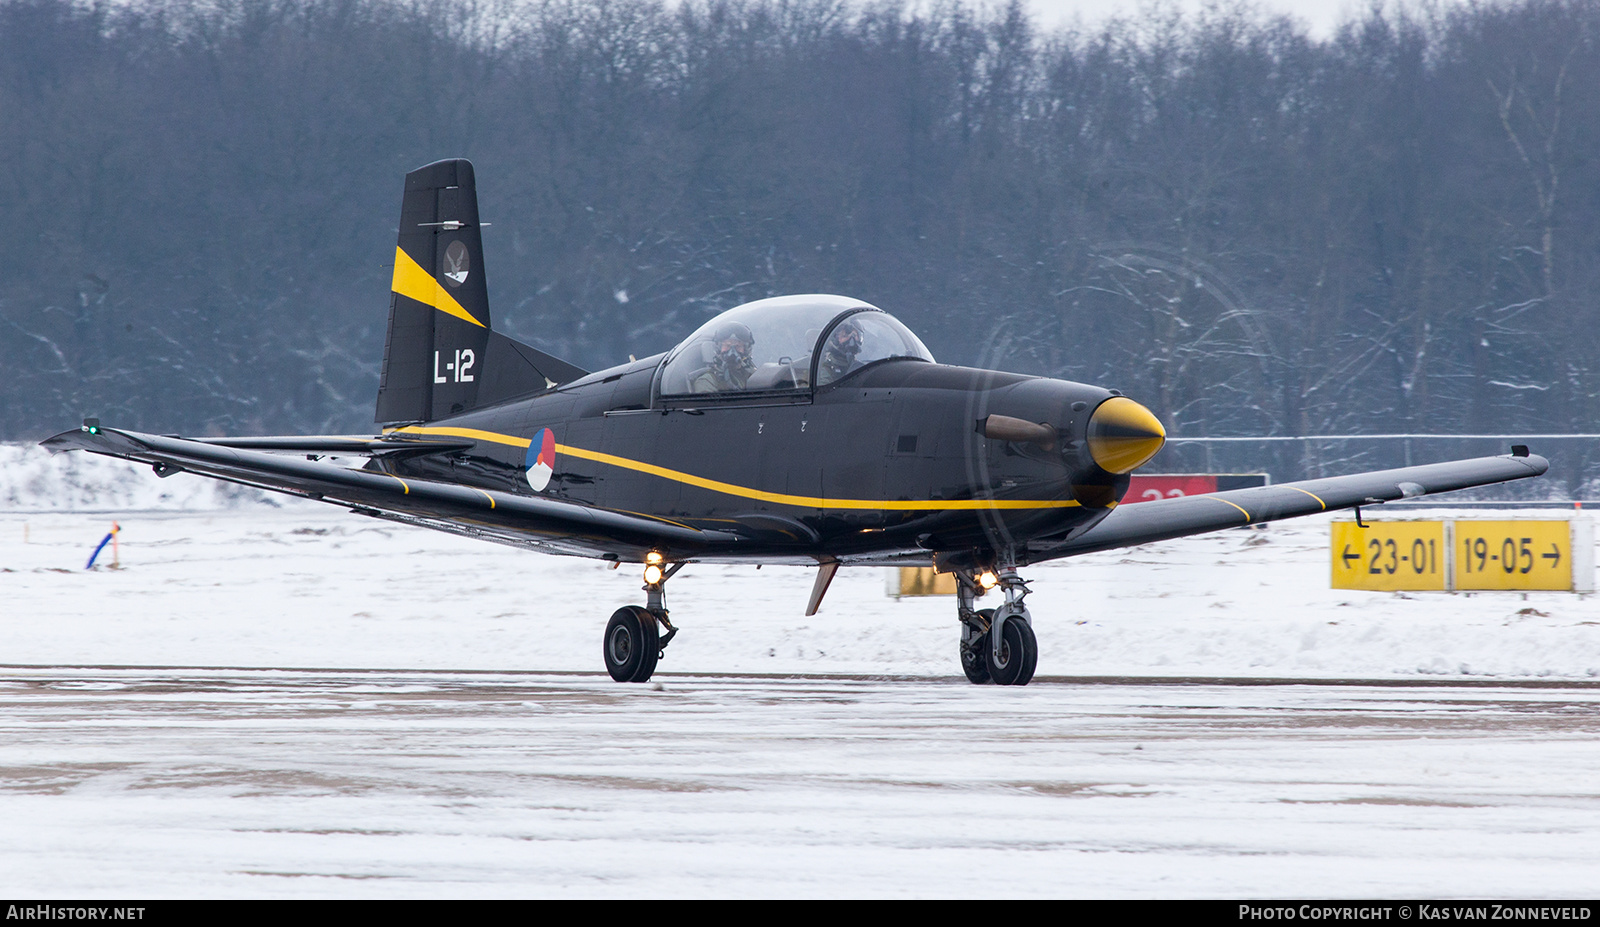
xmin=956 ymin=561 xmax=1037 ymax=686
xmin=603 ymin=556 xmax=682 ymax=683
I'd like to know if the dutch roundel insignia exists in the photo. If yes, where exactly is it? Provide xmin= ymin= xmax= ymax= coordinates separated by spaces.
xmin=525 ymin=428 xmax=555 ymax=491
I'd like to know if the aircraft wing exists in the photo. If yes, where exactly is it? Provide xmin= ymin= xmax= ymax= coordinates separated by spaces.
xmin=41 ymin=425 xmax=736 ymax=559
xmin=1033 ymin=451 xmax=1550 ymax=560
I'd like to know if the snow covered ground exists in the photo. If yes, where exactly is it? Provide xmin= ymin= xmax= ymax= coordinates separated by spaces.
xmin=3 ymin=504 xmax=1598 ymax=679
xmin=3 ymin=442 xmax=1599 ymax=897
xmin=3 ymin=669 xmax=1598 ymax=898
xmin=0 ymin=442 xmax=287 ymax=513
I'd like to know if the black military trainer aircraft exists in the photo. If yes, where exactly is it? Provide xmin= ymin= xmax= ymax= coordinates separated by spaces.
xmin=45 ymin=159 xmax=1550 ymax=685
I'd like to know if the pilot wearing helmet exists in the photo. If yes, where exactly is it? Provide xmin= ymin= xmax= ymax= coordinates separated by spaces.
xmin=691 ymin=321 xmax=756 ymax=393
xmin=818 ymin=317 xmax=865 ymax=384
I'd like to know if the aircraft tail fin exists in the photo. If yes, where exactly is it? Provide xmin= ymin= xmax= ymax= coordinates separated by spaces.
xmin=375 ymin=158 xmax=587 ymax=423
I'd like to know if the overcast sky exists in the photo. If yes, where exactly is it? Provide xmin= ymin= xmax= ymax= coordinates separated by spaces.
xmin=1021 ymin=1 xmax=1457 ymax=38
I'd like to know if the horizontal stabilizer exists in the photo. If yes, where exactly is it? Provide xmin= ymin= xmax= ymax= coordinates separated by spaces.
xmin=1036 ymin=452 xmax=1549 ymax=560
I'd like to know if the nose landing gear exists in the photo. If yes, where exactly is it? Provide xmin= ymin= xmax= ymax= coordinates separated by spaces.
xmin=603 ymin=557 xmax=682 ymax=682
xmin=956 ymin=563 xmax=1037 ymax=686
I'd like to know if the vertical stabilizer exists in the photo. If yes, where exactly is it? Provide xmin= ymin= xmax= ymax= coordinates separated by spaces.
xmin=375 ymin=159 xmax=590 ymax=423
xmin=376 ymin=159 xmax=492 ymax=422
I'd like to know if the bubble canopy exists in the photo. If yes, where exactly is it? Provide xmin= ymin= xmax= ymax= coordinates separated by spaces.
xmin=658 ymin=295 xmax=935 ymax=396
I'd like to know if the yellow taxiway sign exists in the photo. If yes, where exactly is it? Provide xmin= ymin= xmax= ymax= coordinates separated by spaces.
xmin=1453 ymin=520 xmax=1573 ymax=591
xmin=1332 ymin=520 xmax=1447 ymax=591
xmin=1333 ymin=516 xmax=1592 ymax=592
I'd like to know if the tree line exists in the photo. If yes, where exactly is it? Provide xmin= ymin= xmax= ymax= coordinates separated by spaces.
xmin=1 ymin=0 xmax=1596 ymax=490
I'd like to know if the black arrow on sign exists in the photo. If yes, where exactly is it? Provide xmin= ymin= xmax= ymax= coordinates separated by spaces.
xmin=1342 ymin=545 xmax=1360 ymax=568
xmin=1542 ymin=544 xmax=1561 ymax=567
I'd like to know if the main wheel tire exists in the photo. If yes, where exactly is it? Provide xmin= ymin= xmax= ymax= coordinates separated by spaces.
xmin=989 ymin=615 xmax=1038 ymax=686
xmin=603 ymin=606 xmax=660 ymax=682
xmin=960 ymin=608 xmax=994 ymax=684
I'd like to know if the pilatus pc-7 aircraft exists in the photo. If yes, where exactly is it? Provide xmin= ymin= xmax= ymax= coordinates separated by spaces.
xmin=46 ymin=159 xmax=1549 ymax=685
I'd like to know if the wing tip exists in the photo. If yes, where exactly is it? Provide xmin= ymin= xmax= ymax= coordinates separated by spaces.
xmin=40 ymin=427 xmax=100 ymax=454
xmin=1509 ymin=448 xmax=1551 ymax=476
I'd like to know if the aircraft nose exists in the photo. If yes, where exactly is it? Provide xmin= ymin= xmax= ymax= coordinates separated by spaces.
xmin=1087 ymin=397 xmax=1166 ymax=473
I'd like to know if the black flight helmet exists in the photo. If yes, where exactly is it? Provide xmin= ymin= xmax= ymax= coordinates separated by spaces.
xmin=821 ymin=316 xmax=864 ymax=378
xmin=712 ymin=320 xmax=755 ymax=377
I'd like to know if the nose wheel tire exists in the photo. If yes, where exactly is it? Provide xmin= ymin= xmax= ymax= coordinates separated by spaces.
xmin=988 ymin=615 xmax=1037 ymax=686
xmin=604 ymin=606 xmax=660 ymax=682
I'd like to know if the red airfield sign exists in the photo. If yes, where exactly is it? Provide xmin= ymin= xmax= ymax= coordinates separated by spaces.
xmin=1124 ymin=473 xmax=1268 ymax=504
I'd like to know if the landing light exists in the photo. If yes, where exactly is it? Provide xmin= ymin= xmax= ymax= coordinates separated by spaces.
xmin=977 ymin=570 xmax=998 ymax=590
xmin=643 ymin=563 xmax=664 ymax=585
xmin=645 ymin=551 xmax=664 ymax=565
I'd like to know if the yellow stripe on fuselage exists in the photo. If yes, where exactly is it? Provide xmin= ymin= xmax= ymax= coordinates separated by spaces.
xmin=392 ymin=425 xmax=1084 ymax=512
xmin=391 ymin=247 xmax=484 ymax=328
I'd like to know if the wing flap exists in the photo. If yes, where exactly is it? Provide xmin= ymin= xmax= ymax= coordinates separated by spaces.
xmin=186 ymin=435 xmax=473 ymax=455
xmin=41 ymin=426 xmax=734 ymax=557
xmin=1037 ymin=452 xmax=1549 ymax=559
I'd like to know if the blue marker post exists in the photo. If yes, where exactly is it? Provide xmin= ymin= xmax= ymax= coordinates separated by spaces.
xmin=85 ymin=522 xmax=121 ymax=570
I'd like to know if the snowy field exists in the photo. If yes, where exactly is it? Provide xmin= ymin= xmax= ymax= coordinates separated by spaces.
xmin=3 ymin=443 xmax=1599 ymax=896
xmin=3 ymin=669 xmax=1598 ymax=898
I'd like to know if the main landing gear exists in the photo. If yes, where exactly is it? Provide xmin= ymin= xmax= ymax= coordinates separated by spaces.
xmin=956 ymin=563 xmax=1038 ymax=686
xmin=603 ymin=554 xmax=681 ymax=683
